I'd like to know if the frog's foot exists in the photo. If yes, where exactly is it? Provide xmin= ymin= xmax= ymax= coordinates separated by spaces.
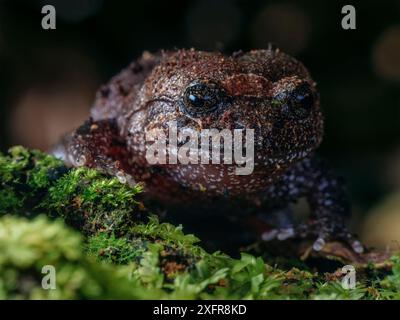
xmin=73 ymin=151 xmax=136 ymax=186
xmin=261 ymin=226 xmax=295 ymax=241
xmin=52 ymin=118 xmax=137 ymax=186
xmin=296 ymin=218 xmax=364 ymax=254
xmin=258 ymin=206 xmax=296 ymax=242
xmin=260 ymin=216 xmax=364 ymax=254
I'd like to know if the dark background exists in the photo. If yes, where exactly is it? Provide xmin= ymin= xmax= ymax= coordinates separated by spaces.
xmin=0 ymin=0 xmax=400 ymax=247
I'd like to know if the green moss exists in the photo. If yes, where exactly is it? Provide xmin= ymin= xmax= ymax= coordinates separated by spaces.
xmin=1 ymin=214 xmax=400 ymax=300
xmin=1 ymin=146 xmax=400 ymax=300
xmin=377 ymin=255 xmax=400 ymax=299
xmin=0 ymin=146 xmax=66 ymax=216
xmin=0 ymin=146 xmax=143 ymax=235
xmin=86 ymin=233 xmax=145 ymax=265
xmin=40 ymin=167 xmax=143 ymax=235
xmin=0 ymin=215 xmax=154 ymax=299
xmin=130 ymin=215 xmax=205 ymax=258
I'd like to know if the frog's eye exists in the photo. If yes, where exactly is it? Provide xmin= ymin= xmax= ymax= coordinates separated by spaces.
xmin=274 ymin=82 xmax=315 ymax=120
xmin=181 ymin=81 xmax=226 ymax=117
xmin=291 ymin=83 xmax=314 ymax=118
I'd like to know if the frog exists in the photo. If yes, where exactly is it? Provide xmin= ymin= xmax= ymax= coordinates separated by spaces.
xmin=53 ymin=47 xmax=363 ymax=254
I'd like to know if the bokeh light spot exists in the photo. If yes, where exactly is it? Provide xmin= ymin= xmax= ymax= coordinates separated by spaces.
xmin=372 ymin=25 xmax=400 ymax=81
xmin=250 ymin=3 xmax=311 ymax=54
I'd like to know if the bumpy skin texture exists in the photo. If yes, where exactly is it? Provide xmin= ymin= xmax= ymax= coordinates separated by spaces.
xmin=54 ymin=48 xmax=363 ymax=253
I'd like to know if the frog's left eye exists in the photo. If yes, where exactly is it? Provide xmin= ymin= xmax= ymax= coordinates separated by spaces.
xmin=181 ymin=81 xmax=227 ymax=117
xmin=273 ymin=82 xmax=315 ymax=120
xmin=290 ymin=83 xmax=314 ymax=118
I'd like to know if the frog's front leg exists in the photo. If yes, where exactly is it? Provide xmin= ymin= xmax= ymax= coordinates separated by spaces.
xmin=295 ymin=156 xmax=364 ymax=253
xmin=261 ymin=156 xmax=363 ymax=253
xmin=51 ymin=118 xmax=135 ymax=185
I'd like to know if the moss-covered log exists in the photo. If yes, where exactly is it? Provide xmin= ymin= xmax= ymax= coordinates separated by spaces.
xmin=1 ymin=146 xmax=400 ymax=299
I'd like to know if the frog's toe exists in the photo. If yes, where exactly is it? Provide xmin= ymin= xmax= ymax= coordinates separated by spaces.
xmin=261 ymin=227 xmax=295 ymax=241
xmin=115 ymin=170 xmax=137 ymax=186
xmin=277 ymin=227 xmax=295 ymax=240
xmin=312 ymin=237 xmax=327 ymax=251
xmin=329 ymin=226 xmax=364 ymax=253
xmin=312 ymin=234 xmax=364 ymax=253
xmin=261 ymin=229 xmax=278 ymax=241
xmin=313 ymin=232 xmax=364 ymax=254
xmin=296 ymin=220 xmax=364 ymax=254
xmin=351 ymin=240 xmax=364 ymax=253
xmin=342 ymin=233 xmax=364 ymax=253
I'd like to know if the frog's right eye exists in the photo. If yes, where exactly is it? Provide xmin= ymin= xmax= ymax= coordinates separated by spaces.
xmin=180 ymin=81 xmax=226 ymax=117
xmin=273 ymin=82 xmax=315 ymax=120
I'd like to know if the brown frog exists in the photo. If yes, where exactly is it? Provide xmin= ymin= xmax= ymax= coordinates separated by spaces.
xmin=53 ymin=48 xmax=363 ymax=254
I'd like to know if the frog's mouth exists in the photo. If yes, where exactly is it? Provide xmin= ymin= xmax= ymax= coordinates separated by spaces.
xmin=168 ymin=120 xmax=320 ymax=168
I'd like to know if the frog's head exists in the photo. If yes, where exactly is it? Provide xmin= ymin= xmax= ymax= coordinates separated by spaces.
xmin=138 ymin=48 xmax=323 ymax=172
